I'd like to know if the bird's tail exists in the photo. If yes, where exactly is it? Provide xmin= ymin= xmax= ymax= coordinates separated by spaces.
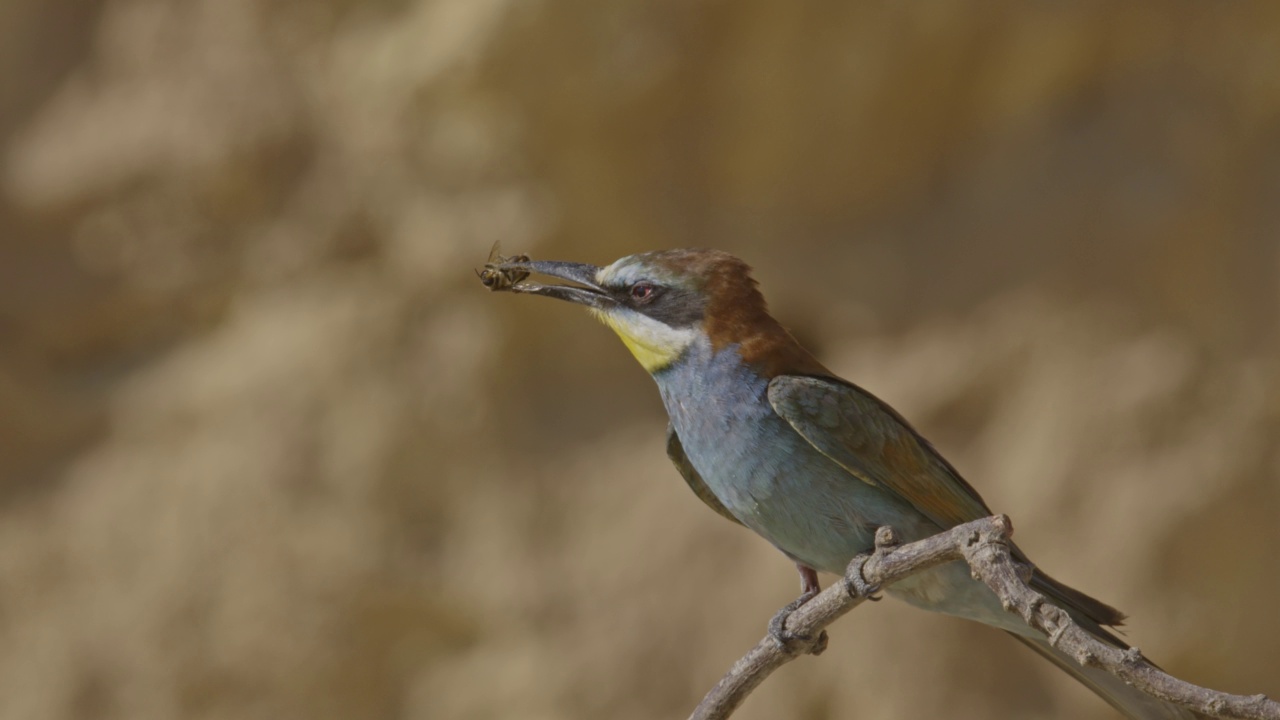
xmin=1014 ymin=568 xmax=1206 ymax=719
xmin=1008 ymin=633 xmax=1205 ymax=720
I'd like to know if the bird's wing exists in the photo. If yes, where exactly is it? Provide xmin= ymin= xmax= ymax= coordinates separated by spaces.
xmin=666 ymin=424 xmax=743 ymax=526
xmin=769 ymin=375 xmax=1128 ymax=628
xmin=767 ymin=375 xmax=992 ymax=530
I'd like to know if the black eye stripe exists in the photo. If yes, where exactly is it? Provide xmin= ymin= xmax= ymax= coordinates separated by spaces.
xmin=605 ymin=283 xmax=704 ymax=326
xmin=611 ymin=281 xmax=660 ymax=302
xmin=643 ymin=288 xmax=705 ymax=326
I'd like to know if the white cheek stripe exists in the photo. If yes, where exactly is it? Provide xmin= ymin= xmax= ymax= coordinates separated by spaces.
xmin=590 ymin=307 xmax=698 ymax=372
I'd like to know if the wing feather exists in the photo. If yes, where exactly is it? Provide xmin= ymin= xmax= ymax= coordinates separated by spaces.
xmin=767 ymin=375 xmax=1126 ymax=626
xmin=767 ymin=375 xmax=991 ymax=530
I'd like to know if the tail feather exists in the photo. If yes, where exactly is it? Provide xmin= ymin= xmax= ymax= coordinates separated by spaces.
xmin=1010 ymin=634 xmax=1206 ymax=720
xmin=1030 ymin=568 xmax=1127 ymax=629
xmin=1006 ymin=560 xmax=1204 ymax=719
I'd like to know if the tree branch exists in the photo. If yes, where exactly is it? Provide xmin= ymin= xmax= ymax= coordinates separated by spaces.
xmin=688 ymin=515 xmax=1279 ymax=720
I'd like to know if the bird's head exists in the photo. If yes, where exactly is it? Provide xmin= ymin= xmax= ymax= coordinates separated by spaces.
xmin=488 ymin=249 xmax=828 ymax=377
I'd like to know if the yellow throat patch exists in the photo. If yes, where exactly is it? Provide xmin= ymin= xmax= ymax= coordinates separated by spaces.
xmin=590 ymin=308 xmax=692 ymax=373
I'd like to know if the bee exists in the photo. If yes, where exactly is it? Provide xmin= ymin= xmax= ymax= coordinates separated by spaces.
xmin=476 ymin=242 xmax=530 ymax=291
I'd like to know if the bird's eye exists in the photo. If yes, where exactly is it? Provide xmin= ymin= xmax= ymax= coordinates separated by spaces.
xmin=630 ymin=282 xmax=655 ymax=303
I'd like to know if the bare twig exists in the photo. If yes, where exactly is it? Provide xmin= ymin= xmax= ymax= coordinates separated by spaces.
xmin=689 ymin=515 xmax=1279 ymax=720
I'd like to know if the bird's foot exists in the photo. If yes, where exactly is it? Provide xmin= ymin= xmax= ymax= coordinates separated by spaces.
xmin=842 ymin=553 xmax=882 ymax=601
xmin=767 ymin=590 xmax=828 ymax=656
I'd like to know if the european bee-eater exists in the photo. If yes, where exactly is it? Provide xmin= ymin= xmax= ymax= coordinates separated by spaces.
xmin=486 ymin=248 xmax=1199 ymax=720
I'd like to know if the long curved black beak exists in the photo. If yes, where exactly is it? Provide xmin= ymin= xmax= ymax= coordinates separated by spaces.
xmin=492 ymin=260 xmax=616 ymax=309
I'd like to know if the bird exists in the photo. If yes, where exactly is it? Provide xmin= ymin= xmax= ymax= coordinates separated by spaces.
xmin=485 ymin=248 xmax=1200 ymax=720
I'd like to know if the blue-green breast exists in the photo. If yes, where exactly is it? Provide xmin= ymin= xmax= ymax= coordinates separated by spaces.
xmin=652 ymin=336 xmax=934 ymax=574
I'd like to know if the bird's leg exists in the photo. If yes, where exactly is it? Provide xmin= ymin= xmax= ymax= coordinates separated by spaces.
xmin=842 ymin=552 xmax=882 ymax=601
xmin=767 ymin=564 xmax=828 ymax=655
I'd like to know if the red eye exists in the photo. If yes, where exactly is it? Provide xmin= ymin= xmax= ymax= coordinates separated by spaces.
xmin=630 ymin=282 xmax=655 ymax=302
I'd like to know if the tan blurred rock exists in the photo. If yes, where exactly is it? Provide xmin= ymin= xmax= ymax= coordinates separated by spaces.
xmin=0 ymin=1 xmax=1276 ymax=720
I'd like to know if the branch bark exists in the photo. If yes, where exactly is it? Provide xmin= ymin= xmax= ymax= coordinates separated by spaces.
xmin=689 ymin=515 xmax=1279 ymax=720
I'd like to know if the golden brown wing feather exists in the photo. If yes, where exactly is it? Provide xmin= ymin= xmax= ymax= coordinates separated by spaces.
xmin=768 ymin=374 xmax=1125 ymax=627
xmin=767 ymin=375 xmax=992 ymax=529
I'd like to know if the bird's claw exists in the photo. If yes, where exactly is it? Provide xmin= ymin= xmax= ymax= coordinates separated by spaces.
xmin=767 ymin=590 xmax=827 ymax=656
xmin=843 ymin=554 xmax=882 ymax=601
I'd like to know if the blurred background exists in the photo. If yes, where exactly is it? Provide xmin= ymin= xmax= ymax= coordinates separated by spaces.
xmin=1 ymin=1 xmax=1278 ymax=719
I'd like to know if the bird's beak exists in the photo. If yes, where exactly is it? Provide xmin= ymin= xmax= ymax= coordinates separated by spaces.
xmin=495 ymin=260 xmax=616 ymax=309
